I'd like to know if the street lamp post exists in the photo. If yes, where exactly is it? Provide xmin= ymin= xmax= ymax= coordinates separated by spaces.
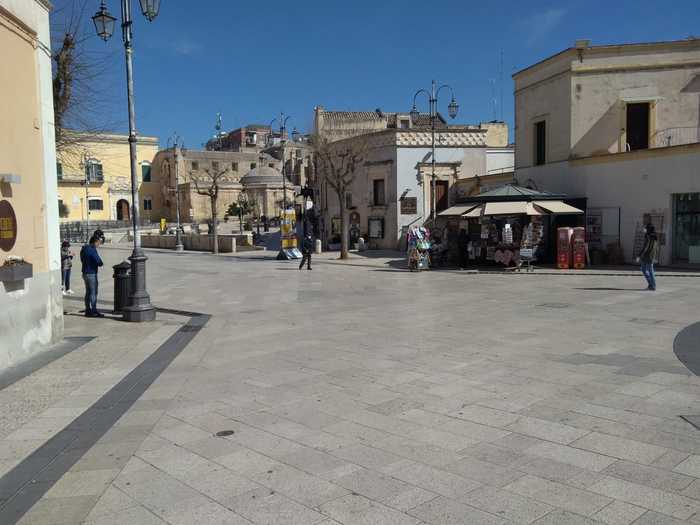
xmin=269 ymin=113 xmax=297 ymax=260
xmin=92 ymin=0 xmax=158 ymax=322
xmin=168 ymin=133 xmax=185 ymax=252
xmin=80 ymin=151 xmax=93 ymax=243
xmin=410 ymin=80 xmax=459 ymax=223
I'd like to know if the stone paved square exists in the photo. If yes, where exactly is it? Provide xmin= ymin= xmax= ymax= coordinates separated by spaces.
xmin=2 ymin=246 xmax=700 ymax=524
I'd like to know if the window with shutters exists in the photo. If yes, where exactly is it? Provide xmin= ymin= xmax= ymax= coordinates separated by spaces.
xmin=373 ymin=179 xmax=386 ymax=206
xmin=141 ymin=162 xmax=151 ymax=182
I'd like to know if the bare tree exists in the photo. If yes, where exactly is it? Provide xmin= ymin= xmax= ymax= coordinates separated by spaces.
xmin=51 ymin=0 xmax=121 ymax=155
xmin=188 ymin=166 xmax=231 ymax=254
xmin=313 ymin=135 xmax=367 ymax=260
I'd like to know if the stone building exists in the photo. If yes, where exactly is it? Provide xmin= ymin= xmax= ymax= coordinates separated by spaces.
xmin=514 ymin=38 xmax=700 ymax=265
xmin=312 ymin=107 xmax=513 ymax=249
xmin=56 ymin=131 xmax=159 ymax=223
xmin=149 ymin=148 xmax=295 ymax=223
xmin=315 ymin=122 xmax=513 ymax=250
xmin=0 ymin=0 xmax=62 ymax=371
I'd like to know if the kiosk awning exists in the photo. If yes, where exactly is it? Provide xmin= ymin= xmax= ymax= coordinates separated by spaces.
xmin=482 ymin=201 xmax=543 ymax=216
xmin=438 ymin=205 xmax=478 ymax=217
xmin=533 ymin=201 xmax=584 ymax=214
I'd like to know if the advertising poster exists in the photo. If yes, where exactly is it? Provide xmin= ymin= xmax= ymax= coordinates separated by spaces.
xmin=281 ymin=208 xmax=297 ymax=249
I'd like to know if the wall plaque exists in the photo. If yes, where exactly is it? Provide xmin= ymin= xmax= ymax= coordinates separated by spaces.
xmin=400 ymin=197 xmax=417 ymax=215
xmin=0 ymin=200 xmax=17 ymax=252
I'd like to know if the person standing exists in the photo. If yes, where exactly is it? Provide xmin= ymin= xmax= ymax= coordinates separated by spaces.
xmin=80 ymin=234 xmax=104 ymax=317
xmin=637 ymin=224 xmax=659 ymax=291
xmin=61 ymin=241 xmax=74 ymax=295
xmin=299 ymin=233 xmax=313 ymax=270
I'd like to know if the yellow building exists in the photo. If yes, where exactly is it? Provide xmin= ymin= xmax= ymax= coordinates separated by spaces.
xmin=0 ymin=0 xmax=62 ymax=370
xmin=56 ymin=131 xmax=160 ymax=224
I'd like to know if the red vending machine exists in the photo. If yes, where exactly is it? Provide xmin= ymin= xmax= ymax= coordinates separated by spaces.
xmin=572 ymin=227 xmax=586 ymax=269
xmin=557 ymin=227 xmax=573 ymax=269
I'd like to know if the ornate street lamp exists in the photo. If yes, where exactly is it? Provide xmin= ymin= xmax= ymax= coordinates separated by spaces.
xmin=92 ymin=2 xmax=116 ymax=41
xmin=92 ymin=0 xmax=159 ymax=322
xmin=270 ymin=112 xmax=295 ymax=260
xmin=139 ymin=0 xmax=161 ymax=21
xmin=410 ymin=80 xmax=459 ymax=223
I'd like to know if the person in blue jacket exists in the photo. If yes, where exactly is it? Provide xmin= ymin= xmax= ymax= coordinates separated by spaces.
xmin=80 ymin=233 xmax=104 ymax=317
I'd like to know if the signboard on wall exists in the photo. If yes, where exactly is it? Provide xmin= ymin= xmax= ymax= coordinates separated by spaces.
xmin=400 ymin=197 xmax=417 ymax=215
xmin=0 ymin=200 xmax=17 ymax=252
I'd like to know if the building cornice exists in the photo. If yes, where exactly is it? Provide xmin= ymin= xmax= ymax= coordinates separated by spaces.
xmin=62 ymin=130 xmax=159 ymax=146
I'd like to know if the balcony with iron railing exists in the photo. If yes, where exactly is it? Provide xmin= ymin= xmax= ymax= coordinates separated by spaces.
xmin=651 ymin=126 xmax=700 ymax=149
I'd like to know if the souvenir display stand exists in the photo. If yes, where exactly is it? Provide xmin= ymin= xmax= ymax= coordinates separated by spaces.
xmin=407 ymin=226 xmax=431 ymax=272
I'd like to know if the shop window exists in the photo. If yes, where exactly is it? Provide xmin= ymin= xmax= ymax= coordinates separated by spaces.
xmin=141 ymin=163 xmax=151 ymax=182
xmin=144 ymin=197 xmax=153 ymax=211
xmin=673 ymin=193 xmax=700 ymax=263
xmin=626 ymin=102 xmax=650 ymax=151
xmin=191 ymin=161 xmax=199 ymax=171
xmin=534 ymin=121 xmax=546 ymax=165
xmin=56 ymin=162 xmax=63 ymax=180
xmin=250 ymin=162 xmax=257 ymax=170
xmin=373 ymin=179 xmax=386 ymax=206
xmin=88 ymin=199 xmax=103 ymax=211
xmin=400 ymin=119 xmax=410 ymax=129
xmin=212 ymin=161 xmax=219 ymax=172
xmin=232 ymin=162 xmax=238 ymax=171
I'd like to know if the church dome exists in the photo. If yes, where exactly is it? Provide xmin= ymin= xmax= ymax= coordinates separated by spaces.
xmin=240 ymin=165 xmax=289 ymax=185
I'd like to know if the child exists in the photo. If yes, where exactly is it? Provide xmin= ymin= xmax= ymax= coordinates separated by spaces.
xmin=61 ymin=240 xmax=74 ymax=295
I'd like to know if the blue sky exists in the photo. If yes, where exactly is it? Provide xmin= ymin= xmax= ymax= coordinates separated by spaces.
xmin=58 ymin=0 xmax=700 ymax=148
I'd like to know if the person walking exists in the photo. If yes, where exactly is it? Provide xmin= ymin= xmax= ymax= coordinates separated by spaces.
xmin=299 ymin=233 xmax=314 ymax=270
xmin=61 ymin=240 xmax=74 ymax=295
xmin=637 ymin=223 xmax=659 ymax=291
xmin=80 ymin=233 xmax=104 ymax=317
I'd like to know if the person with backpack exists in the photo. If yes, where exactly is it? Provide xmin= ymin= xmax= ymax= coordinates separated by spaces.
xmin=637 ymin=224 xmax=659 ymax=291
xmin=61 ymin=240 xmax=74 ymax=295
xmin=80 ymin=233 xmax=104 ymax=317
xmin=299 ymin=233 xmax=314 ymax=270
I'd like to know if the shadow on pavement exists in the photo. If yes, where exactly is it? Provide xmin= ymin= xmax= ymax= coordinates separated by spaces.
xmin=574 ymin=287 xmax=648 ymax=291
xmin=674 ymin=321 xmax=700 ymax=376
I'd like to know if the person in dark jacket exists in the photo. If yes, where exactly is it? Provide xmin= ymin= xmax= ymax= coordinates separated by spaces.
xmin=61 ymin=240 xmax=74 ymax=295
xmin=299 ymin=234 xmax=314 ymax=270
xmin=637 ymin=224 xmax=659 ymax=291
xmin=80 ymin=234 xmax=104 ymax=317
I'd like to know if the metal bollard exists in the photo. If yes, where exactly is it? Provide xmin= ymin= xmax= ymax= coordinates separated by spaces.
xmin=112 ymin=261 xmax=131 ymax=314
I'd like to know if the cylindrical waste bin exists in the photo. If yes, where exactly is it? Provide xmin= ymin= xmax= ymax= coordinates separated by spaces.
xmin=113 ymin=261 xmax=131 ymax=313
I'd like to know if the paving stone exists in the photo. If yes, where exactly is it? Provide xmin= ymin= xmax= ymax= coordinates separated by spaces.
xmin=450 ymin=405 xmax=521 ymax=428
xmin=389 ymin=460 xmax=482 ymax=500
xmin=652 ymin=450 xmax=691 ymax=471
xmin=445 ymin=455 xmax=526 ymax=487
xmin=329 ymin=443 xmax=405 ymax=470
xmin=632 ymin=510 xmax=692 ymax=524
xmin=592 ymin=500 xmax=647 ymax=525
xmin=506 ymin=416 xmax=590 ymax=445
xmin=674 ymin=455 xmax=700 ymax=478
xmin=323 ymin=420 xmax=393 ymax=444
xmin=82 ymin=504 xmax=168 ymax=525
xmin=374 ymin=435 xmax=462 ymax=468
xmin=15 ymin=495 xmax=99 ymax=525
xmin=44 ymin=468 xmax=119 ymax=498
xmin=225 ymin=487 xmax=326 ymax=525
xmin=408 ymin=495 xmax=508 ymax=524
xmin=320 ymin=493 xmax=421 ymax=525
xmin=464 ymin=485 xmax=554 ymax=523
xmin=504 ymin=474 xmax=613 ymax=516
xmin=523 ymin=441 xmax=616 ymax=472
xmin=186 ymin=467 xmax=260 ymax=502
xmin=516 ymin=456 xmax=588 ymax=483
xmin=217 ymin=449 xmax=283 ymax=476
xmin=251 ymin=463 xmax=349 ymax=508
xmin=572 ymin=432 xmax=668 ymax=465
xmin=531 ymin=509 xmax=601 ymax=524
xmin=334 ymin=466 xmax=436 ymax=511
xmin=459 ymin=442 xmax=530 ymax=467
xmin=588 ymin=476 xmax=700 ymax=520
xmin=280 ymin=446 xmax=349 ymax=476
xmin=603 ymin=460 xmax=694 ymax=492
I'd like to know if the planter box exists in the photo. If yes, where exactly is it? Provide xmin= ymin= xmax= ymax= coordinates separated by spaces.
xmin=0 ymin=262 xmax=32 ymax=282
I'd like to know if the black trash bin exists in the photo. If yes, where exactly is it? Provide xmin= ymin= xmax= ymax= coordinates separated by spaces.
xmin=113 ymin=261 xmax=131 ymax=314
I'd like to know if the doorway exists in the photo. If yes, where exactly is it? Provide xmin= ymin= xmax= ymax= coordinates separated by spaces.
xmin=435 ymin=180 xmax=449 ymax=213
xmin=116 ymin=199 xmax=130 ymax=221
xmin=626 ymin=103 xmax=650 ymax=151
